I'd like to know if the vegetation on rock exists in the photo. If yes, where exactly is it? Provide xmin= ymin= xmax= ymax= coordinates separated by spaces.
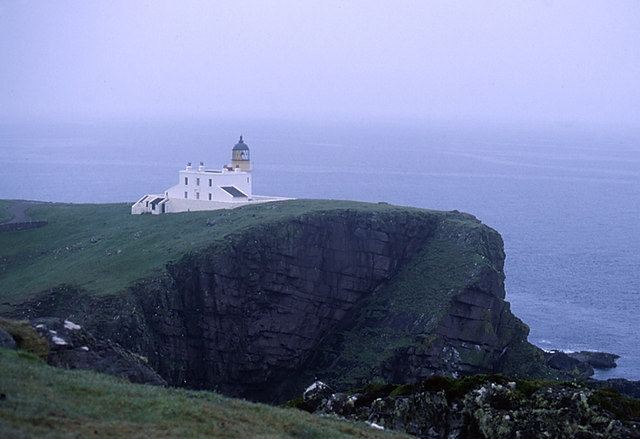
xmin=0 ymin=317 xmax=49 ymax=359
xmin=296 ymin=376 xmax=640 ymax=438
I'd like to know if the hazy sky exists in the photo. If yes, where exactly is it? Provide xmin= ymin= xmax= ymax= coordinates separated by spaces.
xmin=1 ymin=1 xmax=639 ymax=125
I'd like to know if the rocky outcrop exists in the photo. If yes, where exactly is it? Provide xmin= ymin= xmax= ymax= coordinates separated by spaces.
xmin=568 ymin=351 xmax=620 ymax=369
xmin=585 ymin=378 xmax=640 ymax=400
xmin=31 ymin=317 xmax=165 ymax=385
xmin=298 ymin=377 xmax=640 ymax=439
xmin=0 ymin=327 xmax=16 ymax=349
xmin=541 ymin=350 xmax=621 ymax=381
xmin=544 ymin=351 xmax=595 ymax=379
xmin=6 ymin=202 xmax=547 ymax=402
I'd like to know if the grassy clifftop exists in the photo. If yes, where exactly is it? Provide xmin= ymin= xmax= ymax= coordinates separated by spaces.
xmin=0 ymin=199 xmax=447 ymax=305
xmin=0 ymin=348 xmax=408 ymax=439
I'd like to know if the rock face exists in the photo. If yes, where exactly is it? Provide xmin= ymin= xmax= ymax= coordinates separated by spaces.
xmin=7 ymin=202 xmax=546 ymax=402
xmin=299 ymin=377 xmax=640 ymax=439
xmin=131 ymin=205 xmax=541 ymax=401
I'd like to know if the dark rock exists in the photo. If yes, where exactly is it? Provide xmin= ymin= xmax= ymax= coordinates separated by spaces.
xmin=31 ymin=317 xmax=165 ymax=386
xmin=296 ymin=376 xmax=640 ymax=439
xmin=568 ymin=350 xmax=620 ymax=369
xmin=302 ymin=381 xmax=336 ymax=412
xmin=0 ymin=327 xmax=16 ymax=349
xmin=543 ymin=350 xmax=621 ymax=382
xmin=545 ymin=350 xmax=594 ymax=378
xmin=584 ymin=377 xmax=640 ymax=400
xmin=546 ymin=350 xmax=580 ymax=370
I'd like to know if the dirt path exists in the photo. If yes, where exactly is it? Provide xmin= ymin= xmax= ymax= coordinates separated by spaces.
xmin=2 ymin=200 xmax=44 ymax=225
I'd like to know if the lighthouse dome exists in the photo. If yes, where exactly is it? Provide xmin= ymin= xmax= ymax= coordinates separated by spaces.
xmin=232 ymin=135 xmax=249 ymax=151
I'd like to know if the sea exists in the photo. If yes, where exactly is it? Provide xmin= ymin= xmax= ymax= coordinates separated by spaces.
xmin=1 ymin=118 xmax=639 ymax=380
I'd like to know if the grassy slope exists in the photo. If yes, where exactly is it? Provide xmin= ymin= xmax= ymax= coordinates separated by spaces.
xmin=0 ymin=349 xmax=409 ymax=439
xmin=0 ymin=199 xmax=441 ymax=304
xmin=0 ymin=201 xmax=12 ymax=224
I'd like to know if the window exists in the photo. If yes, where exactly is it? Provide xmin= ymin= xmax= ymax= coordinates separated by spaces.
xmin=209 ymin=179 xmax=212 ymax=187
xmin=196 ymin=192 xmax=200 ymax=200
xmin=247 ymin=177 xmax=249 ymax=183
xmin=185 ymin=177 xmax=188 ymax=185
xmin=184 ymin=191 xmax=188 ymax=199
xmin=208 ymin=193 xmax=212 ymax=200
xmin=196 ymin=178 xmax=200 ymax=186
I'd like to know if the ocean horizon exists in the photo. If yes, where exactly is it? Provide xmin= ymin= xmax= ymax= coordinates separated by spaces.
xmin=1 ymin=118 xmax=639 ymax=380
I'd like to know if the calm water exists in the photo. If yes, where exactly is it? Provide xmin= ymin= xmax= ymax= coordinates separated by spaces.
xmin=1 ymin=119 xmax=639 ymax=380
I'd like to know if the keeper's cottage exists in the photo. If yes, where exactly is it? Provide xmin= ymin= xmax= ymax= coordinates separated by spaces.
xmin=131 ymin=136 xmax=288 ymax=214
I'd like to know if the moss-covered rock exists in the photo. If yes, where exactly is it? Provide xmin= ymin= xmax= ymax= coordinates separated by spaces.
xmin=0 ymin=317 xmax=49 ymax=358
xmin=299 ymin=376 xmax=640 ymax=438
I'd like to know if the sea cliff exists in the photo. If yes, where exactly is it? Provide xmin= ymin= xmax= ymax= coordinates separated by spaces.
xmin=2 ymin=199 xmax=547 ymax=402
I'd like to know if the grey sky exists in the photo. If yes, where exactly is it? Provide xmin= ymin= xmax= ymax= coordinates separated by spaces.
xmin=1 ymin=1 xmax=639 ymax=125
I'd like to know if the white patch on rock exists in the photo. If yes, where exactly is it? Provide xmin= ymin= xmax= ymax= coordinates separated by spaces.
xmin=64 ymin=320 xmax=81 ymax=330
xmin=35 ymin=324 xmax=45 ymax=329
xmin=81 ymin=346 xmax=89 ymax=351
xmin=51 ymin=335 xmax=68 ymax=346
xmin=474 ymin=386 xmax=487 ymax=403
xmin=305 ymin=382 xmax=318 ymax=393
xmin=304 ymin=381 xmax=326 ymax=394
xmin=366 ymin=421 xmax=384 ymax=430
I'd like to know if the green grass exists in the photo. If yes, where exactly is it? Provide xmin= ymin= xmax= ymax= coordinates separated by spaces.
xmin=0 ymin=200 xmax=13 ymax=224
xmin=0 ymin=198 xmax=439 ymax=304
xmin=0 ymin=348 xmax=409 ymax=439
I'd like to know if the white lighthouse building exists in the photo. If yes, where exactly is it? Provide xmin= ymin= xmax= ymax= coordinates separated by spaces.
xmin=131 ymin=136 xmax=288 ymax=214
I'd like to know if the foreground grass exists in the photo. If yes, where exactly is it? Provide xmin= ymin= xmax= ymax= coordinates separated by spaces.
xmin=0 ymin=198 xmax=436 ymax=303
xmin=0 ymin=349 xmax=408 ymax=439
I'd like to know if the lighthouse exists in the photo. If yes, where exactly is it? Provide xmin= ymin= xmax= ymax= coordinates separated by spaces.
xmin=231 ymin=135 xmax=251 ymax=171
xmin=131 ymin=136 xmax=289 ymax=214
